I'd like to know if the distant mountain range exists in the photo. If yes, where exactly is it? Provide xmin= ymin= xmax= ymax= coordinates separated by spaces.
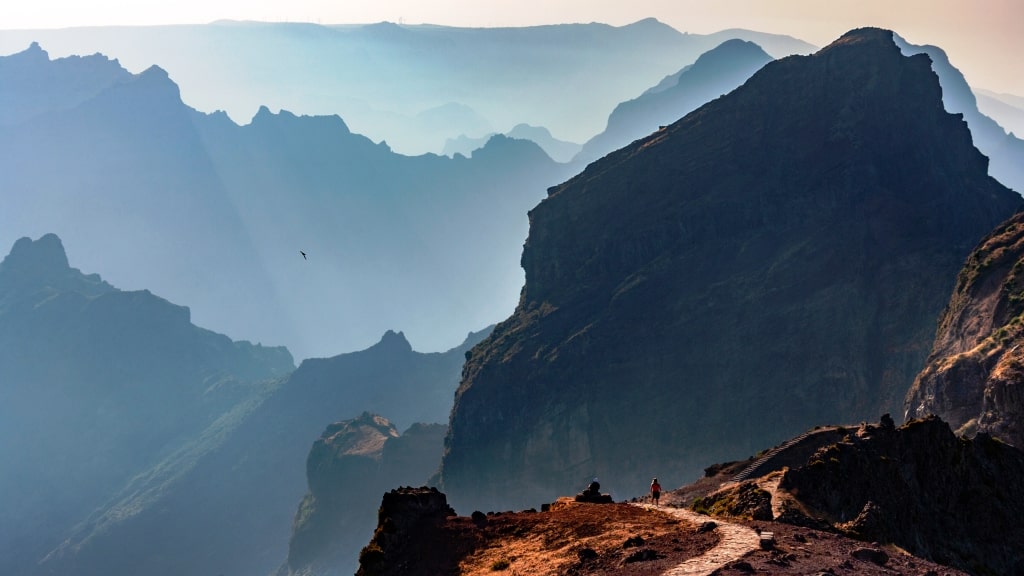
xmin=574 ymin=38 xmax=773 ymax=166
xmin=0 ymin=233 xmax=488 ymax=576
xmin=438 ymin=28 xmax=1022 ymax=513
xmin=0 ymin=234 xmax=292 ymax=576
xmin=0 ymin=43 xmax=568 ymax=359
xmin=0 ymin=19 xmax=817 ymax=154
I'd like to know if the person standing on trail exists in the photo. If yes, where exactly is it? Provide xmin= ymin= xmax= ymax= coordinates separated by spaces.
xmin=650 ymin=478 xmax=662 ymax=506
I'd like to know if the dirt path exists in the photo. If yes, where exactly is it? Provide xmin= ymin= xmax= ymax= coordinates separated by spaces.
xmin=634 ymin=503 xmax=761 ymax=575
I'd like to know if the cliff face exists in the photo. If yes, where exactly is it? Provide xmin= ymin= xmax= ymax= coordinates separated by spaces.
xmin=778 ymin=416 xmax=1024 ymax=575
xmin=439 ymin=28 xmax=1022 ymax=513
xmin=281 ymin=416 xmax=447 ymax=576
xmin=905 ymin=212 xmax=1024 ymax=445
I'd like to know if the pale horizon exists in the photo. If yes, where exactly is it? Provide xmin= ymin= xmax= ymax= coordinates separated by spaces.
xmin=1 ymin=0 xmax=1022 ymax=95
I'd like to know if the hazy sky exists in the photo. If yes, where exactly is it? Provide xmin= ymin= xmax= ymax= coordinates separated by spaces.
xmin=1 ymin=0 xmax=1021 ymax=94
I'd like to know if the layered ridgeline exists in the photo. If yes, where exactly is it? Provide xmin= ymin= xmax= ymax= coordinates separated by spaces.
xmin=277 ymin=415 xmax=447 ymax=576
xmin=438 ymin=28 xmax=1022 ymax=513
xmin=0 ymin=43 xmax=566 ymax=360
xmin=0 ymin=21 xmax=816 ymax=153
xmin=35 ymin=327 xmax=488 ymax=576
xmin=0 ymin=234 xmax=293 ymax=576
xmin=905 ymin=212 xmax=1024 ymax=446
xmin=573 ymin=39 xmax=773 ymax=166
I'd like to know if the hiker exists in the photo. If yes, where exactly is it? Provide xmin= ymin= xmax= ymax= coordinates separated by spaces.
xmin=650 ymin=478 xmax=662 ymax=506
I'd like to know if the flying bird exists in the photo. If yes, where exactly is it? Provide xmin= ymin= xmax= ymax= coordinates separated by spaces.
xmin=300 ymin=250 xmax=307 ymax=260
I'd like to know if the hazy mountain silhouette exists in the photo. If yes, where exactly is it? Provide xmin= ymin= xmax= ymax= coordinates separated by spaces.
xmin=574 ymin=39 xmax=773 ymax=166
xmin=0 ymin=20 xmax=815 ymax=154
xmin=0 ymin=44 xmax=568 ymax=359
xmin=894 ymin=34 xmax=1024 ymax=193
xmin=35 ymin=326 xmax=489 ymax=576
xmin=975 ymin=88 xmax=1024 ymax=138
xmin=444 ymin=123 xmax=583 ymax=163
xmin=437 ymin=28 xmax=1022 ymax=514
xmin=0 ymin=234 xmax=293 ymax=576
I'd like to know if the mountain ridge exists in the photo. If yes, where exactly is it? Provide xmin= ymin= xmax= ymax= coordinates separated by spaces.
xmin=438 ymin=27 xmax=1022 ymax=514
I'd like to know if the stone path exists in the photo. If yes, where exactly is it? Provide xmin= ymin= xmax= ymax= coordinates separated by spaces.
xmin=634 ymin=503 xmax=761 ymax=576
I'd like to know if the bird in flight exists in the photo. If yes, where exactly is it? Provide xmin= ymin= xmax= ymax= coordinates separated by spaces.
xmin=300 ymin=250 xmax=307 ymax=260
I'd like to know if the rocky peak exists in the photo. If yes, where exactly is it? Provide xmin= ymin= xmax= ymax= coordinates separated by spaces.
xmin=2 ymin=233 xmax=69 ymax=274
xmin=439 ymin=27 xmax=1021 ymax=513
xmin=370 ymin=330 xmax=413 ymax=354
xmin=0 ymin=234 xmax=111 ymax=299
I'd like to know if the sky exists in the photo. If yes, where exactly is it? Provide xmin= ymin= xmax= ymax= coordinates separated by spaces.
xmin=1 ymin=0 xmax=1022 ymax=94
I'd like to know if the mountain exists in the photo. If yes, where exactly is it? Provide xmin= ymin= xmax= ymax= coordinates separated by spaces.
xmin=436 ymin=28 xmax=1022 ymax=514
xmin=444 ymin=124 xmax=583 ymax=163
xmin=0 ymin=41 xmax=130 ymax=125
xmin=0 ymin=234 xmax=293 ymax=576
xmin=574 ymin=39 xmax=772 ymax=165
xmin=905 ymin=212 xmax=1024 ymax=446
xmin=278 ymin=415 xmax=447 ymax=576
xmin=35 ymin=327 xmax=489 ymax=576
xmin=894 ymin=35 xmax=1024 ymax=193
xmin=0 ymin=20 xmax=815 ymax=154
xmin=0 ymin=44 xmax=568 ymax=360
xmin=975 ymin=88 xmax=1024 ymax=138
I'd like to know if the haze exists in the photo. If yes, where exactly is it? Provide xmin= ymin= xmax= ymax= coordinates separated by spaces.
xmin=2 ymin=0 xmax=1022 ymax=95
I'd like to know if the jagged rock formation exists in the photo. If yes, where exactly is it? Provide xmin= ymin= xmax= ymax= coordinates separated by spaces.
xmin=439 ymin=28 xmax=1022 ymax=513
xmin=777 ymin=416 xmax=1024 ymax=575
xmin=279 ymin=415 xmax=447 ymax=576
xmin=356 ymin=487 xmax=459 ymax=576
xmin=0 ymin=234 xmax=293 ymax=576
xmin=905 ymin=212 xmax=1024 ymax=445
xmin=894 ymin=35 xmax=1024 ymax=193
xmin=574 ymin=39 xmax=772 ymax=165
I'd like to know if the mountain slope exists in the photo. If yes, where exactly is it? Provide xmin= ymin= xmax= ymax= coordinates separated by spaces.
xmin=37 ymin=328 xmax=489 ymax=576
xmin=905 ymin=212 xmax=1024 ymax=446
xmin=894 ymin=34 xmax=1024 ymax=193
xmin=0 ymin=234 xmax=293 ymax=576
xmin=437 ymin=28 xmax=1022 ymax=514
xmin=574 ymin=39 xmax=772 ymax=165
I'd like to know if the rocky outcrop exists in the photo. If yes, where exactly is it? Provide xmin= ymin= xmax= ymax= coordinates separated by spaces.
xmin=778 ymin=416 xmax=1024 ymax=575
xmin=356 ymin=487 xmax=457 ymax=576
xmin=905 ymin=212 xmax=1024 ymax=446
xmin=280 ymin=415 xmax=448 ymax=576
xmin=439 ymin=28 xmax=1022 ymax=513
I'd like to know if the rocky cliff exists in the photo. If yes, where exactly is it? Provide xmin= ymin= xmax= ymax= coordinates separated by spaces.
xmin=438 ymin=28 xmax=1023 ymax=513
xmin=776 ymin=416 xmax=1024 ymax=575
xmin=279 ymin=415 xmax=447 ymax=576
xmin=905 ymin=212 xmax=1024 ymax=445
